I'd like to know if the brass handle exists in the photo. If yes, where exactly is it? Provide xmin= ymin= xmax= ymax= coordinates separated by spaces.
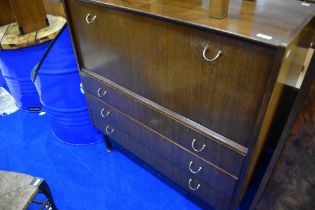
xmin=85 ymin=13 xmax=97 ymax=24
xmin=101 ymin=108 xmax=110 ymax=118
xmin=191 ymin=139 xmax=206 ymax=153
xmin=97 ymin=88 xmax=107 ymax=98
xmin=188 ymin=178 xmax=200 ymax=191
xmin=188 ymin=161 xmax=202 ymax=174
xmin=105 ymin=125 xmax=115 ymax=135
xmin=203 ymin=44 xmax=222 ymax=62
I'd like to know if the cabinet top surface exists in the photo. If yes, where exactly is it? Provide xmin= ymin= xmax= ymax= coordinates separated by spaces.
xmin=79 ymin=0 xmax=315 ymax=47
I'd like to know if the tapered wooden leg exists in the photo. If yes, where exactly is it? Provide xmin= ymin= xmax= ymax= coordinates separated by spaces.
xmin=38 ymin=180 xmax=58 ymax=210
xmin=209 ymin=0 xmax=229 ymax=19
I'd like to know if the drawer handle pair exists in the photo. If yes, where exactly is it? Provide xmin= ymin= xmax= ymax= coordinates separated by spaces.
xmin=105 ymin=125 xmax=115 ymax=135
xmin=188 ymin=178 xmax=200 ymax=191
xmin=188 ymin=161 xmax=202 ymax=174
xmin=101 ymin=108 xmax=110 ymax=118
xmin=85 ymin=13 xmax=97 ymax=24
xmin=97 ymin=88 xmax=107 ymax=97
xmin=203 ymin=44 xmax=222 ymax=62
xmin=191 ymin=139 xmax=206 ymax=153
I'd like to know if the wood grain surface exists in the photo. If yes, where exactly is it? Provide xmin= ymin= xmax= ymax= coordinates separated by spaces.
xmin=10 ymin=0 xmax=48 ymax=34
xmin=0 ymin=15 xmax=66 ymax=50
xmin=93 ymin=113 xmax=231 ymax=210
xmin=0 ymin=24 xmax=9 ymax=46
xmin=255 ymin=74 xmax=315 ymax=210
xmin=75 ymin=0 xmax=315 ymax=46
xmin=63 ymin=0 xmax=315 ymax=209
xmin=1 ymin=22 xmax=36 ymax=49
xmin=68 ymin=0 xmax=276 ymax=148
xmin=209 ymin=0 xmax=229 ymax=19
xmin=86 ymin=93 xmax=239 ymax=198
xmin=0 ymin=0 xmax=15 ymax=26
xmin=36 ymin=15 xmax=66 ymax=44
xmin=42 ymin=0 xmax=65 ymax=17
xmin=81 ymin=70 xmax=247 ymax=177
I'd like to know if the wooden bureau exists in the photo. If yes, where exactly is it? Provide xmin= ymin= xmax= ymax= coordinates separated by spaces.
xmin=63 ymin=0 xmax=315 ymax=209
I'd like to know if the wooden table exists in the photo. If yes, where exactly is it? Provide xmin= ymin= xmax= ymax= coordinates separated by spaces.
xmin=0 ymin=15 xmax=66 ymax=50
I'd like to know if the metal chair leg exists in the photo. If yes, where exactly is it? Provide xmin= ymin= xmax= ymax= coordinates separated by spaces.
xmin=38 ymin=180 xmax=58 ymax=210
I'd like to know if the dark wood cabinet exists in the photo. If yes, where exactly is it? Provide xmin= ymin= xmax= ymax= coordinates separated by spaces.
xmin=86 ymin=93 xmax=237 ymax=198
xmin=104 ymin=123 xmax=231 ymax=210
xmin=67 ymin=0 xmax=275 ymax=148
xmin=63 ymin=0 xmax=315 ymax=209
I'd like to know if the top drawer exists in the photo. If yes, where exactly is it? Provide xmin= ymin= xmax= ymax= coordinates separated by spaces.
xmin=81 ymin=70 xmax=246 ymax=178
xmin=67 ymin=0 xmax=275 ymax=147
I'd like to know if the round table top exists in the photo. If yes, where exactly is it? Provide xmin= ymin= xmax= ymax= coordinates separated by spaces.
xmin=0 ymin=15 xmax=66 ymax=50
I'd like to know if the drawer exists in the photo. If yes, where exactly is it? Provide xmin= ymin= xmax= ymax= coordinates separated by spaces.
xmin=86 ymin=93 xmax=238 ymax=198
xmin=67 ymin=0 xmax=274 ymax=147
xmin=107 ymin=125 xmax=231 ymax=210
xmin=82 ymin=71 xmax=246 ymax=178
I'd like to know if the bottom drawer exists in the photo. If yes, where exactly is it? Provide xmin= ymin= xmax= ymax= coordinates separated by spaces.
xmin=106 ymin=124 xmax=231 ymax=210
xmin=86 ymin=93 xmax=237 ymax=198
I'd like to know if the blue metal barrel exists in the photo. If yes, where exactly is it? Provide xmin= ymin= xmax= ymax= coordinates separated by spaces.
xmin=0 ymin=68 xmax=8 ymax=91
xmin=0 ymin=43 xmax=50 ymax=111
xmin=33 ymin=26 xmax=102 ymax=145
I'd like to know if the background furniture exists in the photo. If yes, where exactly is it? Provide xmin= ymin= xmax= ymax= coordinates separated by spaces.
xmin=0 ymin=15 xmax=66 ymax=111
xmin=9 ymin=0 xmax=48 ymax=34
xmin=0 ymin=0 xmax=65 ymax=27
xmin=0 ymin=170 xmax=57 ymax=210
xmin=64 ymin=0 xmax=315 ymax=209
xmin=42 ymin=0 xmax=65 ymax=17
xmin=250 ymin=48 xmax=315 ymax=209
xmin=209 ymin=0 xmax=229 ymax=18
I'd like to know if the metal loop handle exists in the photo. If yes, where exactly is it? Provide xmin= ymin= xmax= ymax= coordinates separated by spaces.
xmin=188 ymin=178 xmax=200 ymax=191
xmin=105 ymin=125 xmax=115 ymax=135
xmin=85 ymin=13 xmax=97 ymax=24
xmin=188 ymin=161 xmax=202 ymax=174
xmin=203 ymin=44 xmax=222 ymax=62
xmin=191 ymin=139 xmax=206 ymax=153
xmin=101 ymin=108 xmax=110 ymax=118
xmin=97 ymin=88 xmax=107 ymax=97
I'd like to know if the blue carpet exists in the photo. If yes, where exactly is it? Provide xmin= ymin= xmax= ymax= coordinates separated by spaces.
xmin=0 ymin=110 xmax=200 ymax=210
